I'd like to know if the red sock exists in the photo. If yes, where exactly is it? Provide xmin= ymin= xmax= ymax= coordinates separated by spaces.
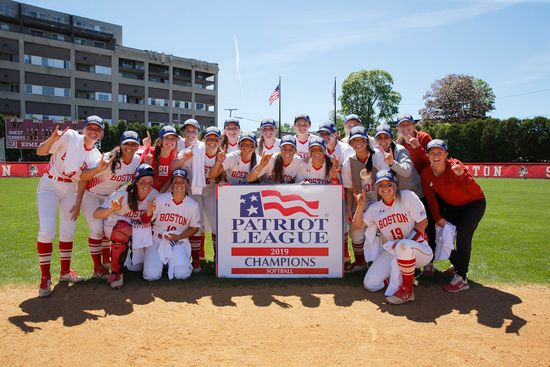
xmin=101 ymin=237 xmax=111 ymax=265
xmin=352 ymin=242 xmax=366 ymax=265
xmin=343 ymin=233 xmax=350 ymax=261
xmin=397 ymin=257 xmax=416 ymax=290
xmin=88 ymin=237 xmax=103 ymax=270
xmin=37 ymin=242 xmax=53 ymax=278
xmin=189 ymin=235 xmax=201 ymax=267
xmin=59 ymin=241 xmax=73 ymax=274
xmin=199 ymin=232 xmax=206 ymax=259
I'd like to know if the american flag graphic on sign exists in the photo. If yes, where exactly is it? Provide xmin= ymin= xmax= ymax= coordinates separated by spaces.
xmin=240 ymin=190 xmax=319 ymax=218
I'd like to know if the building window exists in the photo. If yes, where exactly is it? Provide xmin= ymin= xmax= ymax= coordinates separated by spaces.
xmin=119 ymin=72 xmax=144 ymax=80
xmin=94 ymin=42 xmax=105 ymax=48
xmin=25 ymin=84 xmax=70 ymax=97
xmin=51 ymin=33 xmax=65 ymax=41
xmin=96 ymin=92 xmax=112 ymax=101
xmin=0 ymin=83 xmax=19 ymax=92
xmin=1 ymin=23 xmax=9 ymax=31
xmin=24 ymin=55 xmax=70 ymax=69
xmin=148 ymin=98 xmax=169 ymax=107
xmin=30 ymin=29 xmax=44 ymax=37
xmin=95 ymin=65 xmax=111 ymax=75
xmin=25 ymin=113 xmax=70 ymax=121
xmin=74 ymin=38 xmax=86 ymax=45
xmin=172 ymin=100 xmax=192 ymax=109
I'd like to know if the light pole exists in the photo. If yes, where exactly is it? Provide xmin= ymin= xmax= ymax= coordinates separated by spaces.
xmin=224 ymin=108 xmax=238 ymax=117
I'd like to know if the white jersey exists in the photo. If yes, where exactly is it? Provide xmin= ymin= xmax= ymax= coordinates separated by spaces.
xmin=226 ymin=141 xmax=239 ymax=154
xmin=363 ymin=190 xmax=427 ymax=243
xmin=296 ymin=135 xmax=312 ymax=160
xmin=326 ymin=141 xmax=354 ymax=163
xmin=44 ymin=129 xmax=101 ymax=181
xmin=222 ymin=150 xmax=253 ymax=185
xmin=180 ymin=148 xmax=218 ymax=191
xmin=101 ymin=188 xmax=159 ymax=223
xmin=296 ymin=159 xmax=331 ymax=184
xmin=151 ymin=192 xmax=201 ymax=236
xmin=258 ymin=153 xmax=302 ymax=184
xmin=86 ymin=153 xmax=141 ymax=196
xmin=256 ymin=138 xmax=281 ymax=156
xmin=341 ymin=152 xmax=385 ymax=206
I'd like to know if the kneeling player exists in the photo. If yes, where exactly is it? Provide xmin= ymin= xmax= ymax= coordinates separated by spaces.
xmin=141 ymin=169 xmax=200 ymax=281
xmin=93 ymin=164 xmax=158 ymax=288
xmin=352 ymin=170 xmax=433 ymax=304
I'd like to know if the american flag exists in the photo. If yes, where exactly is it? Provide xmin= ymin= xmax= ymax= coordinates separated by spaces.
xmin=240 ymin=190 xmax=319 ymax=218
xmin=268 ymin=83 xmax=280 ymax=106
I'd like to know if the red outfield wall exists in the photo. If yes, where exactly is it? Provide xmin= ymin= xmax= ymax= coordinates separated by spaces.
xmin=1 ymin=162 xmax=549 ymax=179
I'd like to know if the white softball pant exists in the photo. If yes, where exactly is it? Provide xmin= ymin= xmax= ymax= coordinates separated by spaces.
xmin=36 ymin=175 xmax=77 ymax=243
xmin=142 ymin=237 xmax=192 ymax=281
xmin=81 ymin=190 xmax=108 ymax=240
xmin=364 ymin=240 xmax=433 ymax=292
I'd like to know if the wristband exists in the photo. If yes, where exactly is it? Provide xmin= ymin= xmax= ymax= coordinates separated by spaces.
xmin=407 ymin=229 xmax=425 ymax=242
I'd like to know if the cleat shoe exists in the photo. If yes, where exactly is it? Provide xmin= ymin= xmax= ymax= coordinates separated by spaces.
xmin=345 ymin=261 xmax=367 ymax=274
xmin=103 ymin=262 xmax=111 ymax=271
xmin=444 ymin=274 xmax=470 ymax=293
xmin=422 ymin=263 xmax=434 ymax=277
xmin=92 ymin=265 xmax=110 ymax=280
xmin=59 ymin=269 xmax=84 ymax=283
xmin=386 ymin=286 xmax=415 ymax=304
xmin=39 ymin=276 xmax=52 ymax=298
xmin=442 ymin=266 xmax=456 ymax=277
xmin=107 ymin=273 xmax=124 ymax=289
xmin=192 ymin=265 xmax=202 ymax=273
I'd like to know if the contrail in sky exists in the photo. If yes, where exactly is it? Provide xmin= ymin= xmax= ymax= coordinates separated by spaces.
xmin=233 ymin=34 xmax=241 ymax=85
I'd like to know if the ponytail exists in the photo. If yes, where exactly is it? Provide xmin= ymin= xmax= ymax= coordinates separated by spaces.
xmin=324 ymin=155 xmax=333 ymax=180
xmin=272 ymin=154 xmax=284 ymax=183
xmin=110 ymin=146 xmax=122 ymax=174
xmin=126 ymin=181 xmax=139 ymax=212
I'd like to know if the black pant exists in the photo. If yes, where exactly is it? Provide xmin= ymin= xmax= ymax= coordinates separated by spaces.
xmin=439 ymin=198 xmax=486 ymax=280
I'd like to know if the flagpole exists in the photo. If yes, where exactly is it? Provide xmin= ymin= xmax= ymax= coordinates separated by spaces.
xmin=333 ymin=77 xmax=337 ymax=124
xmin=278 ymin=76 xmax=282 ymax=139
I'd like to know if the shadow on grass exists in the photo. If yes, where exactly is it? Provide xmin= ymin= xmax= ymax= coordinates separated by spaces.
xmin=8 ymin=263 xmax=526 ymax=335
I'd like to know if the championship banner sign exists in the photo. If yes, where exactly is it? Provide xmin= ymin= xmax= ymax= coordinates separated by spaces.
xmin=216 ymin=185 xmax=344 ymax=278
xmin=5 ymin=118 xmax=86 ymax=149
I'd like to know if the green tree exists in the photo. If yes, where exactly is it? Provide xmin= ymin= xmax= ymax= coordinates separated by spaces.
xmin=420 ymin=74 xmax=495 ymax=123
xmin=339 ymin=69 xmax=401 ymax=130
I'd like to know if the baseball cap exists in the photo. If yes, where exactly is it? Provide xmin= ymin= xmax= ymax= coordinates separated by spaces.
xmin=397 ymin=113 xmax=415 ymax=127
xmin=260 ymin=118 xmax=277 ymax=129
xmin=318 ymin=122 xmax=337 ymax=134
xmin=426 ymin=139 xmax=448 ymax=152
xmin=135 ymin=163 xmax=154 ymax=180
xmin=120 ymin=130 xmax=140 ymax=145
xmin=238 ymin=132 xmax=257 ymax=146
xmin=204 ymin=126 xmax=221 ymax=139
xmin=294 ymin=114 xmax=311 ymax=124
xmin=182 ymin=118 xmax=201 ymax=131
xmin=374 ymin=125 xmax=393 ymax=139
xmin=308 ymin=136 xmax=326 ymax=150
xmin=279 ymin=135 xmax=297 ymax=149
xmin=159 ymin=125 xmax=177 ymax=138
xmin=374 ymin=169 xmax=396 ymax=185
xmin=224 ymin=118 xmax=240 ymax=128
xmin=85 ymin=115 xmax=105 ymax=130
xmin=349 ymin=126 xmax=369 ymax=141
xmin=171 ymin=168 xmax=190 ymax=181
xmin=344 ymin=114 xmax=362 ymax=125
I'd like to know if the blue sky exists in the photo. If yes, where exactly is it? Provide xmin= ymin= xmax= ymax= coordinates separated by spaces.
xmin=23 ymin=0 xmax=550 ymax=131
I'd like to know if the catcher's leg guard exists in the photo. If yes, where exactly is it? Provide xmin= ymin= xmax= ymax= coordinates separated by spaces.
xmin=110 ymin=220 xmax=132 ymax=274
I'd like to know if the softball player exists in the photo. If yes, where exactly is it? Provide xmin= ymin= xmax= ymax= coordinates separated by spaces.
xmin=141 ymin=125 xmax=179 ymax=192
xmin=421 ymin=139 xmax=486 ymax=292
xmin=395 ymin=113 xmax=437 ymax=276
xmin=341 ymin=126 xmax=385 ymax=272
xmin=92 ymin=164 xmax=159 ymax=288
xmin=293 ymin=114 xmax=315 ymax=159
xmin=256 ymin=118 xmax=280 ymax=156
xmin=210 ymin=132 xmax=258 ymax=185
xmin=77 ymin=130 xmax=141 ymax=278
xmin=352 ymin=170 xmax=433 ymax=304
xmin=247 ymin=135 xmax=302 ymax=184
xmin=317 ymin=122 xmax=354 ymax=163
xmin=221 ymin=118 xmax=241 ymax=153
xmin=141 ymin=169 xmax=200 ymax=281
xmin=35 ymin=115 xmax=104 ymax=298
xmin=295 ymin=136 xmax=340 ymax=184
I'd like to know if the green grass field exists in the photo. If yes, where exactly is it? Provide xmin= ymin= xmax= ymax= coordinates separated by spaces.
xmin=0 ymin=178 xmax=548 ymax=285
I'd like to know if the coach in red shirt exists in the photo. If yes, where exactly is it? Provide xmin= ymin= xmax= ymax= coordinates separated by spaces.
xmin=421 ymin=139 xmax=486 ymax=293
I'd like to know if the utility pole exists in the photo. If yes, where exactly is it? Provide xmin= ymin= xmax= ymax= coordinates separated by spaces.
xmin=224 ymin=108 xmax=238 ymax=117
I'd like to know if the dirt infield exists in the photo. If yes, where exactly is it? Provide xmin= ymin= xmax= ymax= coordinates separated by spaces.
xmin=1 ymin=280 xmax=548 ymax=366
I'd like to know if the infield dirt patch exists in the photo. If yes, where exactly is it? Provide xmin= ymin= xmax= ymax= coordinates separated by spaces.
xmin=1 ymin=280 xmax=548 ymax=366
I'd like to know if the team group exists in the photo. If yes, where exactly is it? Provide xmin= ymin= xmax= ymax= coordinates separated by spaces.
xmin=34 ymin=113 xmax=486 ymax=304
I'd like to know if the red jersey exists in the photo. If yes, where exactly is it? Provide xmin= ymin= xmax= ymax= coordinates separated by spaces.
xmin=402 ymin=130 xmax=432 ymax=175
xmin=421 ymin=158 xmax=485 ymax=222
xmin=140 ymin=146 xmax=177 ymax=191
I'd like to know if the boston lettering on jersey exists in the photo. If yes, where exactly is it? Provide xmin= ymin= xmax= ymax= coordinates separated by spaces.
xmin=378 ymin=213 xmax=410 ymax=229
xmin=158 ymin=213 xmax=189 ymax=225
xmin=124 ymin=209 xmax=146 ymax=220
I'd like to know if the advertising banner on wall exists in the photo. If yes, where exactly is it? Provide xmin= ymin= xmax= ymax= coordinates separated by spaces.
xmin=216 ymin=185 xmax=344 ymax=278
